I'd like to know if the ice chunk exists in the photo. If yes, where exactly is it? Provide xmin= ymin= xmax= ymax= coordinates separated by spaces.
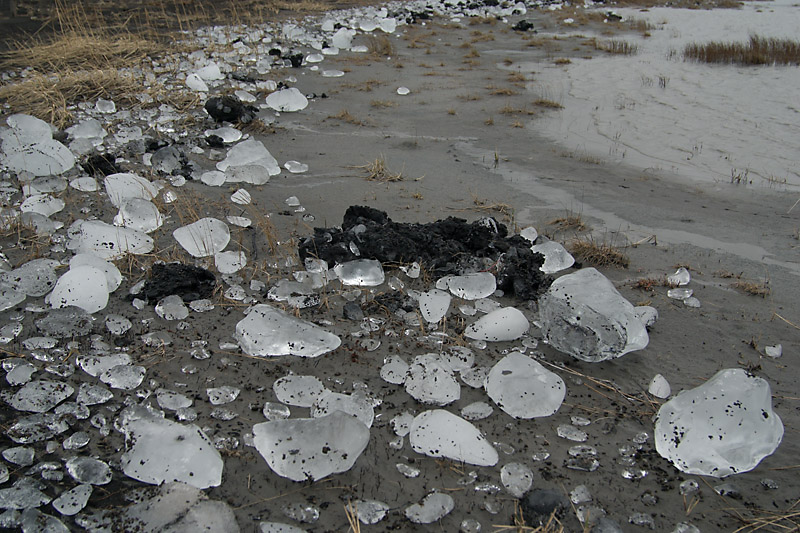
xmin=635 ymin=305 xmax=658 ymax=328
xmin=0 ymin=482 xmax=51 ymax=509
xmin=333 ymin=259 xmax=384 ymax=286
xmin=519 ymin=226 xmax=538 ymax=242
xmin=65 ymin=456 xmax=111 ymax=485
xmin=155 ymin=295 xmax=189 ymax=320
xmin=405 ymin=354 xmax=461 ymax=406
xmin=196 ymin=62 xmax=224 ymax=81
xmin=445 ymin=272 xmax=497 ymax=300
xmin=76 ymin=383 xmax=113 ymax=405
xmin=273 ymin=375 xmax=327 ymax=407
xmin=70 ymin=254 xmax=122 ymax=292
xmin=230 ymin=189 xmax=251 ymax=205
xmin=52 ymin=484 xmax=92 ymax=516
xmin=260 ymin=523 xmax=306 ymax=533
xmin=648 ymin=374 xmax=671 ymax=399
xmin=1 ymin=258 xmax=59 ymax=296
xmin=405 ymin=492 xmax=454 ymax=524
xmin=485 ymin=352 xmax=565 ymax=418
xmin=9 ymin=380 xmax=74 ymax=413
xmin=96 ymin=98 xmax=116 ymax=113
xmin=654 ymin=368 xmax=783 ymax=477
xmin=531 ymin=240 xmax=575 ymax=273
xmin=186 ymin=73 xmax=209 ymax=92
xmin=354 ymin=500 xmax=389 ymax=524
xmin=121 ymin=482 xmax=239 ymax=532
xmin=103 ymin=173 xmax=160 ymax=208
xmin=114 ymin=198 xmax=163 ymax=233
xmin=417 ymin=289 xmax=450 ymax=323
xmin=78 ymin=353 xmax=131 ymax=377
xmin=501 ymin=462 xmax=534 ymax=497
xmin=465 ymin=307 xmax=529 ymax=341
xmin=462 ymin=401 xmax=493 ymax=420
xmin=409 ymin=410 xmax=498 ymax=466
xmin=205 ymin=126 xmax=242 ymax=144
xmin=7 ymin=413 xmax=69 ymax=443
xmin=217 ymin=139 xmax=281 ymax=183
xmin=0 ymin=287 xmax=26 ymax=312
xmin=215 ymin=251 xmax=247 ymax=274
xmin=265 ymin=88 xmax=309 ymax=112
xmin=20 ymin=194 xmax=64 ymax=217
xmin=100 ymin=364 xmax=145 ymax=390
xmin=539 ymin=268 xmax=648 ymax=362
xmin=201 ymin=170 xmax=226 ymax=186
xmin=331 ymin=28 xmax=356 ymax=49
xmin=207 ymin=385 xmax=240 ymax=405
xmin=67 ymin=219 xmax=154 ymax=259
xmin=1 ymin=114 xmax=75 ymax=176
xmin=49 ymin=265 xmax=109 ymax=314
xmin=252 ymin=411 xmax=370 ymax=482
xmin=311 ymin=391 xmax=374 ymax=428
xmin=35 ymin=306 xmax=93 ymax=337
xmin=120 ymin=411 xmax=223 ymax=489
xmin=284 ymin=161 xmax=308 ymax=173
xmin=380 ymin=355 xmax=408 ymax=385
xmin=157 ymin=389 xmax=192 ymax=411
xmin=668 ymin=267 xmax=691 ymax=286
xmin=173 ymin=217 xmax=230 ymax=258
xmin=235 ymin=304 xmax=341 ymax=357
xmin=2 ymin=447 xmax=34 ymax=466
xmin=668 ymin=288 xmax=693 ymax=300
xmin=397 ymin=87 xmax=410 ymax=95
xmin=765 ymin=344 xmax=782 ymax=358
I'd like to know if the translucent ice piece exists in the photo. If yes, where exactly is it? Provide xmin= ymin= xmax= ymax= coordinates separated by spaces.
xmin=397 ymin=87 xmax=410 ymax=95
xmin=155 ymin=295 xmax=189 ymax=321
xmin=215 ymin=251 xmax=247 ymax=274
xmin=273 ymin=374 xmax=327 ymax=407
xmin=0 ymin=483 xmax=51 ymax=510
xmin=1 ymin=258 xmax=59 ymax=296
xmin=648 ymin=374 xmax=671 ymax=399
xmin=9 ymin=380 xmax=73 ymax=413
xmin=253 ymin=411 xmax=369 ymax=482
xmin=501 ymin=462 xmax=534 ymax=498
xmin=157 ymin=389 xmax=192 ymax=411
xmin=465 ymin=307 xmax=529 ymax=341
xmin=655 ymin=368 xmax=783 ymax=477
xmin=173 ymin=217 xmax=230 ymax=258
xmin=539 ymin=268 xmax=648 ymax=362
xmin=418 ymin=289 xmax=450 ymax=323
xmin=70 ymin=254 xmax=122 ymax=292
xmin=355 ymin=500 xmax=389 ymax=525
xmin=121 ymin=482 xmax=238 ymax=532
xmin=405 ymin=354 xmax=460 ymax=406
xmin=485 ymin=352 xmax=565 ymax=418
xmin=67 ymin=219 xmax=154 ymax=259
xmin=7 ymin=413 xmax=69 ymax=443
xmin=49 ymin=265 xmax=109 ymax=314
xmin=0 ymin=114 xmax=75 ymax=176
xmin=265 ymin=88 xmax=308 ymax=112
xmin=114 ymin=198 xmax=163 ymax=233
xmin=765 ymin=344 xmax=782 ymax=358
xmin=20 ymin=194 xmax=64 ymax=217
xmin=557 ymin=425 xmax=588 ymax=442
xmin=405 ymin=492 xmax=454 ymax=524
xmin=120 ymin=411 xmax=223 ymax=489
xmin=333 ymin=259 xmax=384 ymax=287
xmin=236 ymin=304 xmax=341 ymax=357
xmin=65 ymin=456 xmax=111 ymax=485
xmin=531 ymin=240 xmax=575 ymax=273
xmin=207 ymin=385 xmax=240 ymax=405
xmin=99 ymin=364 xmax=145 ymax=390
xmin=519 ymin=226 xmax=538 ymax=243
xmin=103 ymin=173 xmax=160 ymax=208
xmin=311 ymin=391 xmax=374 ymax=428
xmin=284 ymin=161 xmax=308 ymax=173
xmin=186 ymin=73 xmax=209 ymax=92
xmin=205 ymin=126 xmax=242 ymax=144
xmin=446 ymin=272 xmax=497 ymax=300
xmin=331 ymin=28 xmax=356 ymax=49
xmin=667 ymin=288 xmax=693 ymax=300
xmin=667 ymin=267 xmax=691 ymax=286
xmin=217 ymin=139 xmax=281 ymax=183
xmin=410 ymin=409 xmax=498 ymax=466
xmin=52 ymin=484 xmax=92 ymax=516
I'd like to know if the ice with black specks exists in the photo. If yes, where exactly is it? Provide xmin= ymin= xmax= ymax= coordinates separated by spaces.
xmin=655 ymin=368 xmax=783 ymax=477
xmin=67 ymin=219 xmax=154 ymax=259
xmin=404 ymin=354 xmax=461 ymax=406
xmin=0 ymin=114 xmax=75 ymax=177
xmin=155 ymin=295 xmax=189 ymax=321
xmin=8 ymin=380 xmax=74 ymax=413
xmin=273 ymin=375 xmax=327 ymax=407
xmin=252 ymin=411 xmax=370 ymax=482
xmin=52 ymin=484 xmax=92 ymax=516
xmin=0 ymin=480 xmax=51 ymax=509
xmin=99 ymin=364 xmax=145 ymax=390
xmin=65 ymin=456 xmax=111 ymax=485
xmin=310 ymin=391 xmax=374 ymax=428
xmin=207 ymin=385 xmax=240 ymax=406
xmin=464 ymin=307 xmax=529 ymax=342
xmin=485 ymin=352 xmax=565 ymax=419
xmin=531 ymin=240 xmax=575 ymax=273
xmin=333 ymin=259 xmax=385 ymax=287
xmin=77 ymin=353 xmax=131 ymax=377
xmin=173 ymin=217 xmax=230 ymax=258
xmin=417 ymin=289 xmax=451 ymax=323
xmin=380 ymin=355 xmax=408 ymax=385
xmin=235 ymin=304 xmax=341 ymax=357
xmin=1 ymin=258 xmax=60 ymax=297
xmin=409 ymin=409 xmax=498 ymax=466
xmin=501 ymin=462 xmax=534 ymax=498
xmin=75 ymin=383 xmax=113 ymax=406
xmin=7 ymin=413 xmax=70 ymax=443
xmin=404 ymin=492 xmax=455 ymax=524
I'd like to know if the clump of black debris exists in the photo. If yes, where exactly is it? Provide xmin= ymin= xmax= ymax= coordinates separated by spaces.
xmin=298 ymin=206 xmax=551 ymax=299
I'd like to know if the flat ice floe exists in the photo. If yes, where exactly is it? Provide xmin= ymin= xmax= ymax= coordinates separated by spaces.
xmin=235 ymin=304 xmax=341 ymax=357
xmin=409 ymin=409 xmax=498 ymax=466
xmin=173 ymin=217 xmax=230 ymax=257
xmin=485 ymin=352 xmax=566 ymax=419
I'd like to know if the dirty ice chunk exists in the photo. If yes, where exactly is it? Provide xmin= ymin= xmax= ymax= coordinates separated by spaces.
xmin=273 ymin=375 xmax=327 ymax=407
xmin=122 ymin=482 xmax=239 ymax=533
xmin=120 ymin=413 xmax=223 ymax=489
xmin=765 ymin=344 xmax=782 ymax=358
xmin=501 ymin=462 xmax=534 ymax=498
xmin=207 ymin=385 xmax=240 ymax=406
xmin=405 ymin=492 xmax=454 ymax=524
xmin=409 ymin=409 xmax=498 ymax=466
xmin=654 ymin=368 xmax=783 ymax=477
xmin=78 ymin=352 xmax=131 ymax=377
xmin=0 ymin=287 xmax=26 ymax=311
xmin=265 ymin=88 xmax=309 ymax=112
xmin=52 ymin=484 xmax=92 ymax=516
xmin=284 ymin=161 xmax=308 ymax=173
xmin=333 ymin=259 xmax=384 ymax=287
xmin=157 ymin=389 xmax=192 ymax=411
xmin=114 ymin=198 xmax=163 ymax=233
xmin=215 ymin=251 xmax=247 ymax=274
xmin=173 ymin=217 xmax=230 ymax=258
xmin=155 ymin=295 xmax=189 ymax=320
xmin=668 ymin=267 xmax=691 ymax=286
xmin=104 ymin=173 xmax=160 ymax=208
xmin=185 ymin=73 xmax=209 ymax=92
xmin=1 ymin=258 xmax=60 ymax=296
xmin=311 ymin=391 xmax=374 ymax=428
xmin=67 ymin=219 xmax=154 ymax=259
xmin=252 ymin=411 xmax=370 ymax=482
xmin=355 ymin=500 xmax=390 ymax=525
xmin=519 ymin=226 xmax=538 ymax=243
xmin=9 ymin=380 xmax=74 ymax=413
xmin=461 ymin=401 xmax=493 ymax=420
xmin=49 ymin=265 xmax=109 ymax=314
xmin=446 ymin=272 xmax=496 ymax=300
xmin=65 ymin=456 xmax=111 ymax=485
xmin=7 ymin=413 xmax=70 ymax=443
xmin=259 ymin=523 xmax=306 ymax=533
xmin=418 ymin=289 xmax=450 ymax=323
xmin=538 ymin=268 xmax=648 ymax=362
xmin=217 ymin=138 xmax=281 ymax=180
xmin=648 ymin=374 xmax=671 ymax=399
xmin=380 ymin=355 xmax=408 ymax=385
xmin=70 ymin=176 xmax=98 ymax=192
xmin=20 ymin=194 xmax=65 ymax=217
xmin=70 ymin=254 xmax=122 ymax=292
xmin=531 ymin=240 xmax=575 ymax=273
xmin=635 ymin=305 xmax=658 ymax=328
xmin=465 ymin=307 xmax=529 ymax=341
xmin=405 ymin=354 xmax=461 ymax=406
xmin=0 ymin=114 xmax=75 ymax=176
xmin=235 ymin=304 xmax=341 ymax=357
xmin=0 ymin=483 xmax=51 ymax=509
xmin=100 ymin=364 xmax=145 ymax=390
xmin=486 ymin=352 xmax=565 ymax=418
xmin=331 ymin=27 xmax=356 ymax=49
xmin=201 ymin=170 xmax=226 ymax=186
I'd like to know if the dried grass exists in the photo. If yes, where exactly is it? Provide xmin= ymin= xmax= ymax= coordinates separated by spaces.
xmin=351 ymin=156 xmax=403 ymax=182
xmin=684 ymin=35 xmax=800 ymax=65
xmin=487 ymin=85 xmax=518 ymax=96
xmin=366 ymin=34 xmax=396 ymax=57
xmin=329 ymin=109 xmax=366 ymax=126
xmin=569 ymin=237 xmax=630 ymax=268
xmin=732 ymin=279 xmax=770 ymax=297
xmin=532 ymin=98 xmax=564 ymax=109
xmin=596 ymin=40 xmax=639 ymax=55
xmin=548 ymin=215 xmax=588 ymax=232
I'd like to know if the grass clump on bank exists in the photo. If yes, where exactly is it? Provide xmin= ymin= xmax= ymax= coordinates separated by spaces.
xmin=684 ymin=35 xmax=800 ymax=65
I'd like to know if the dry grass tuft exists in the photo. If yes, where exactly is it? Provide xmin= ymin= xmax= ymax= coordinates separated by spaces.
xmin=596 ymin=40 xmax=639 ymax=55
xmin=487 ymin=85 xmax=518 ymax=96
xmin=342 ymin=79 xmax=386 ymax=92
xmin=366 ymin=35 xmax=396 ymax=57
xmin=732 ymin=279 xmax=770 ymax=297
xmin=494 ymin=504 xmax=564 ymax=532
xmin=631 ymin=277 xmax=669 ymax=292
xmin=329 ymin=109 xmax=366 ymax=126
xmin=352 ymin=156 xmax=403 ymax=182
xmin=370 ymin=100 xmax=397 ymax=109
xmin=721 ymin=498 xmax=800 ymax=532
xmin=684 ymin=35 xmax=800 ymax=65
xmin=570 ymin=237 xmax=630 ymax=268
xmin=553 ymin=58 xmax=572 ymax=65
xmin=532 ymin=98 xmax=564 ymax=109
xmin=548 ymin=215 xmax=588 ymax=232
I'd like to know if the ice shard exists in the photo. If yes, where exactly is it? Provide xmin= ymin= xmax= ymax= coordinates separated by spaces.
xmin=409 ymin=410 xmax=498 ymax=466
xmin=654 ymin=368 xmax=783 ymax=477
xmin=405 ymin=492 xmax=454 ymax=524
xmin=445 ymin=272 xmax=497 ymax=300
xmin=464 ymin=307 xmax=529 ymax=342
xmin=252 ymin=411 xmax=370 ymax=482
xmin=173 ymin=217 xmax=230 ymax=258
xmin=217 ymin=139 xmax=281 ymax=183
xmin=49 ymin=265 xmax=109 ymax=314
xmin=67 ymin=220 xmax=154 ymax=259
xmin=103 ymin=173 xmax=160 ymax=208
xmin=531 ymin=241 xmax=575 ymax=273
xmin=404 ymin=354 xmax=461 ymax=406
xmin=485 ymin=352 xmax=565 ymax=418
xmin=265 ymin=88 xmax=309 ymax=112
xmin=538 ymin=268 xmax=648 ymax=362
xmin=333 ymin=259 xmax=385 ymax=287
xmin=417 ymin=289 xmax=450 ymax=323
xmin=235 ymin=304 xmax=341 ymax=357
xmin=0 ymin=114 xmax=75 ymax=176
